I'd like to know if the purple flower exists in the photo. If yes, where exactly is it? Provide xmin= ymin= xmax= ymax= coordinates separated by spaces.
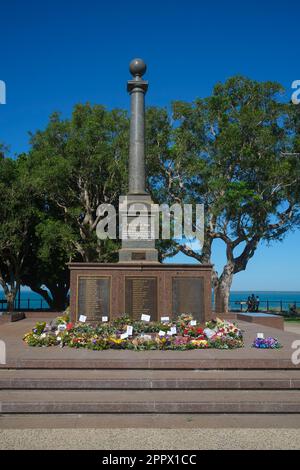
xmin=252 ymin=337 xmax=282 ymax=349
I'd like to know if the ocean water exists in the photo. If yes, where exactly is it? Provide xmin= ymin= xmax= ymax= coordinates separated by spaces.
xmin=1 ymin=288 xmax=300 ymax=311
xmin=0 ymin=289 xmax=50 ymax=310
xmin=229 ymin=291 xmax=300 ymax=311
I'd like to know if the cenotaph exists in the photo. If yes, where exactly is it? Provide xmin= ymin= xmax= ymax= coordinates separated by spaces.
xmin=69 ymin=59 xmax=212 ymax=323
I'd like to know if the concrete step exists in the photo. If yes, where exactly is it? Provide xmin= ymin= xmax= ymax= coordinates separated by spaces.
xmin=1 ymin=389 xmax=300 ymax=413
xmin=2 ymin=357 xmax=299 ymax=370
xmin=2 ymin=413 xmax=300 ymax=429
xmin=1 ymin=369 xmax=300 ymax=390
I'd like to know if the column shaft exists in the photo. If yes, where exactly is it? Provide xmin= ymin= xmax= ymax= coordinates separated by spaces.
xmin=129 ymin=88 xmax=146 ymax=194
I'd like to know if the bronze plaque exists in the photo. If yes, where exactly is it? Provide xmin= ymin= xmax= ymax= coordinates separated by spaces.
xmin=78 ymin=277 xmax=110 ymax=321
xmin=125 ymin=277 xmax=157 ymax=321
xmin=172 ymin=277 xmax=204 ymax=322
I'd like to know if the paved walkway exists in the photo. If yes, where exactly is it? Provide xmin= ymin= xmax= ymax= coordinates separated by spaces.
xmin=285 ymin=323 xmax=300 ymax=335
xmin=1 ymin=317 xmax=299 ymax=367
xmin=1 ymin=426 xmax=300 ymax=449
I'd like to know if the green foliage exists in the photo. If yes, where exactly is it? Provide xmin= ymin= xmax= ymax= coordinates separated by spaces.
xmin=0 ymin=149 xmax=40 ymax=309
xmin=155 ymin=76 xmax=300 ymax=310
xmin=27 ymin=103 xmax=130 ymax=263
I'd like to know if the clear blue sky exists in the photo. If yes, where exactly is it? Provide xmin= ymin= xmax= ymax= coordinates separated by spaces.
xmin=0 ymin=0 xmax=299 ymax=291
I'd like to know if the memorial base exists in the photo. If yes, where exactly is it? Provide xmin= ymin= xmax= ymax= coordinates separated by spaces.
xmin=69 ymin=263 xmax=212 ymax=323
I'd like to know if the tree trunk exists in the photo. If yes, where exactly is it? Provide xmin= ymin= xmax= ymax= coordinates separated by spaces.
xmin=5 ymin=285 xmax=19 ymax=312
xmin=6 ymin=291 xmax=15 ymax=312
xmin=214 ymin=265 xmax=234 ymax=314
xmin=48 ymin=284 xmax=69 ymax=311
xmin=28 ymin=283 xmax=69 ymax=312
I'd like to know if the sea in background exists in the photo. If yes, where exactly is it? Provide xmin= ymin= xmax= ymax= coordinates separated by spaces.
xmin=229 ymin=291 xmax=300 ymax=311
xmin=0 ymin=288 xmax=300 ymax=311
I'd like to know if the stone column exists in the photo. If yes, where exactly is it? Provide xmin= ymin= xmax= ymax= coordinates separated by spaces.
xmin=118 ymin=59 xmax=158 ymax=263
xmin=127 ymin=58 xmax=148 ymax=194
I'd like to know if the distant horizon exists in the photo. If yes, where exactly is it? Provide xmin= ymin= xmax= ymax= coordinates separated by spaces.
xmin=1 ymin=287 xmax=299 ymax=293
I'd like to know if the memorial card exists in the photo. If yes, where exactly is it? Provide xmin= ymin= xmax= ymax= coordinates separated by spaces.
xmin=126 ymin=325 xmax=133 ymax=336
xmin=141 ymin=314 xmax=151 ymax=322
xmin=161 ymin=316 xmax=170 ymax=323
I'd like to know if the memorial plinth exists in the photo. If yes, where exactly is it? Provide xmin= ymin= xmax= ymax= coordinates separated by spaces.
xmin=69 ymin=263 xmax=212 ymax=323
xmin=69 ymin=59 xmax=213 ymax=323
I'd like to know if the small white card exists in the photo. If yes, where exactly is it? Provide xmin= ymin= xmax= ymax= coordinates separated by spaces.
xmin=58 ymin=324 xmax=66 ymax=331
xmin=170 ymin=326 xmax=177 ymax=335
xmin=102 ymin=316 xmax=108 ymax=322
xmin=126 ymin=325 xmax=133 ymax=336
xmin=120 ymin=332 xmax=128 ymax=339
xmin=79 ymin=315 xmax=87 ymax=323
xmin=204 ymin=328 xmax=215 ymax=339
xmin=257 ymin=333 xmax=264 ymax=339
xmin=190 ymin=320 xmax=197 ymax=326
xmin=161 ymin=316 xmax=170 ymax=323
xmin=158 ymin=330 xmax=166 ymax=336
xmin=141 ymin=314 xmax=151 ymax=322
xmin=143 ymin=334 xmax=152 ymax=340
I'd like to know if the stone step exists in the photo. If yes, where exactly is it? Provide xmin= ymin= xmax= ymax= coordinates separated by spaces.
xmin=1 ymin=369 xmax=300 ymax=389
xmin=1 ymin=357 xmax=298 ymax=370
xmin=1 ymin=389 xmax=300 ymax=413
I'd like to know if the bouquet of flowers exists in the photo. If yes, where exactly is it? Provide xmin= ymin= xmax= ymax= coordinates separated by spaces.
xmin=252 ymin=337 xmax=282 ymax=349
xmin=190 ymin=338 xmax=209 ymax=348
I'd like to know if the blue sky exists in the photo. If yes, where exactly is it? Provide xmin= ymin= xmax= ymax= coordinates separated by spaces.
xmin=0 ymin=0 xmax=299 ymax=290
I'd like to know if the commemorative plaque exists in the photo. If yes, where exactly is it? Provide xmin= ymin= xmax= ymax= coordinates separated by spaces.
xmin=172 ymin=277 xmax=204 ymax=322
xmin=125 ymin=277 xmax=157 ymax=321
xmin=77 ymin=277 xmax=110 ymax=321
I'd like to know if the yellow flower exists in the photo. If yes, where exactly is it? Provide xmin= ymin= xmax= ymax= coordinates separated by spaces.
xmin=109 ymin=337 xmax=124 ymax=345
xmin=191 ymin=339 xmax=208 ymax=347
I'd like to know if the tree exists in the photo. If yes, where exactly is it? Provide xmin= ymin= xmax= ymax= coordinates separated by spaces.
xmin=152 ymin=77 xmax=300 ymax=312
xmin=27 ymin=103 xmax=129 ymax=263
xmin=0 ymin=148 xmax=38 ymax=311
xmin=21 ymin=216 xmax=75 ymax=311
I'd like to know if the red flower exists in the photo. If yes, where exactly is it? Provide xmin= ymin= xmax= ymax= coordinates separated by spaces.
xmin=66 ymin=322 xmax=74 ymax=331
xmin=197 ymin=327 xmax=203 ymax=334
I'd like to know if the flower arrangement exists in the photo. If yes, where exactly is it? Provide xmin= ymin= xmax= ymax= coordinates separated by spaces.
xmin=252 ymin=337 xmax=282 ymax=349
xmin=23 ymin=313 xmax=244 ymax=351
